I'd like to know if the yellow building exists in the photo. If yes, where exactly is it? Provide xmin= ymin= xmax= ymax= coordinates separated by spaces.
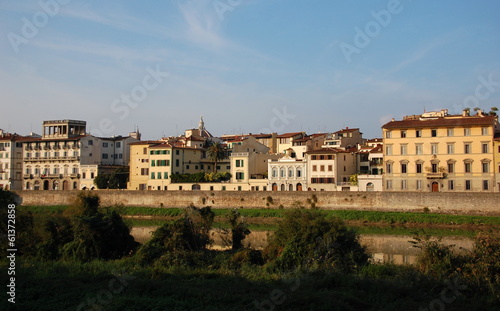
xmin=494 ymin=131 xmax=500 ymax=192
xmin=382 ymin=109 xmax=498 ymax=192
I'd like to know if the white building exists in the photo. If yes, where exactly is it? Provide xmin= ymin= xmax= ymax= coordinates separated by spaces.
xmin=268 ymin=155 xmax=307 ymax=191
xmin=0 ymin=130 xmax=25 ymax=190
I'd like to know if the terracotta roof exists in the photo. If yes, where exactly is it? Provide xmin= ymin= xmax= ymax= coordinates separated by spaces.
xmin=129 ymin=140 xmax=163 ymax=146
xmin=305 ymin=148 xmax=350 ymax=154
xmin=21 ymin=135 xmax=89 ymax=143
xmin=367 ymin=138 xmax=383 ymax=142
xmin=382 ymin=116 xmax=497 ymax=129
xmin=334 ymin=128 xmax=359 ymax=134
xmin=370 ymin=145 xmax=383 ymax=153
xmin=277 ymin=132 xmax=304 ymax=138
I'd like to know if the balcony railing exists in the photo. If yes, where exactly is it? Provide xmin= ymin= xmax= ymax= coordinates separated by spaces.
xmin=426 ymin=172 xmax=445 ymax=179
xmin=23 ymin=174 xmax=33 ymax=179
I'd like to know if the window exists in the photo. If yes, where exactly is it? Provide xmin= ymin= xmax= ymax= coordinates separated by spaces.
xmin=386 ymin=180 xmax=392 ymax=190
xmin=103 ymin=142 xmax=108 ymax=147
xmin=143 ymin=148 xmax=148 ymax=154
xmin=328 ymin=165 xmax=333 ymax=171
xmin=289 ymin=169 xmax=294 ymax=177
xmin=465 ymin=180 xmax=471 ymax=190
xmin=400 ymin=130 xmax=407 ymax=138
xmin=151 ymin=172 xmax=155 ymax=179
xmin=90 ymin=172 xmax=95 ymax=179
xmin=88 ymin=140 xmax=93 ymax=146
xmin=297 ymin=168 xmax=302 ymax=177
xmin=386 ymin=162 xmax=392 ymax=174
xmin=431 ymin=129 xmax=437 ymax=137
xmin=312 ymin=165 xmax=317 ymax=172
xmin=175 ymin=159 xmax=179 ymax=167
xmin=447 ymin=162 xmax=454 ymax=173
xmin=415 ymin=144 xmax=423 ymax=155
xmin=464 ymin=143 xmax=471 ymax=154
xmin=140 ymin=168 xmax=149 ymax=175
xmin=236 ymin=172 xmax=244 ymax=180
xmin=401 ymin=163 xmax=407 ymax=174
xmin=400 ymin=144 xmax=407 ymax=155
xmin=465 ymin=162 xmax=472 ymax=173
xmin=464 ymin=128 xmax=471 ymax=136
xmin=236 ymin=160 xmax=244 ymax=167
xmin=82 ymin=172 xmax=86 ymax=179
xmin=482 ymin=162 xmax=489 ymax=173
xmin=385 ymin=131 xmax=392 ymax=138
xmin=431 ymin=144 xmax=438 ymax=155
xmin=401 ymin=180 xmax=407 ymax=190
xmin=327 ymin=155 xmax=333 ymax=160
xmin=416 ymin=180 xmax=422 ymax=190
xmin=416 ymin=163 xmax=423 ymax=174
xmin=157 ymin=172 xmax=162 ymax=179
xmin=186 ymin=165 xmax=190 ymax=170
xmin=102 ymin=153 xmax=108 ymax=159
xmin=385 ymin=145 xmax=393 ymax=155
xmin=483 ymin=180 xmax=489 ymax=191
xmin=311 ymin=155 xmax=317 ymax=160
xmin=151 ymin=160 xmax=156 ymax=167
xmin=482 ymin=143 xmax=489 ymax=153
xmin=116 ymin=142 xmax=121 ymax=148
xmin=175 ymin=150 xmax=180 ymax=155
xmin=481 ymin=127 xmax=488 ymax=135
xmin=416 ymin=130 xmax=422 ymax=138
xmin=447 ymin=128 xmax=454 ymax=137
xmin=447 ymin=144 xmax=455 ymax=154
xmin=448 ymin=180 xmax=454 ymax=190
xmin=320 ymin=165 xmax=325 ymax=172
xmin=431 ymin=163 xmax=438 ymax=173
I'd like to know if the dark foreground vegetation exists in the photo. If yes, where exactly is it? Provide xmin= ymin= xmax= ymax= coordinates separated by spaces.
xmin=1 ymin=189 xmax=499 ymax=310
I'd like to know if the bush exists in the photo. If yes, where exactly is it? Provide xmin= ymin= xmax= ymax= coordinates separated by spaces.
xmin=264 ymin=209 xmax=369 ymax=272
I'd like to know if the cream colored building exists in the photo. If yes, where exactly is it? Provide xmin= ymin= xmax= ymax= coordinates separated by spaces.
xmin=305 ymin=148 xmax=357 ymax=191
xmin=382 ymin=110 xmax=498 ymax=192
xmin=494 ymin=131 xmax=500 ymax=192
xmin=22 ymin=120 xmax=139 ymax=190
xmin=268 ymin=155 xmax=307 ymax=191
xmin=322 ymin=128 xmax=364 ymax=150
xmin=0 ymin=130 xmax=25 ymax=190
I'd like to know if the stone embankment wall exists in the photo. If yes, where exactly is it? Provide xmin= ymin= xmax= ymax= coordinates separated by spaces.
xmin=13 ymin=190 xmax=500 ymax=215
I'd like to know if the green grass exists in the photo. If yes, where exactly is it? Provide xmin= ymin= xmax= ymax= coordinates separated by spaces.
xmin=22 ymin=205 xmax=500 ymax=227
xmin=2 ymin=259 xmax=498 ymax=311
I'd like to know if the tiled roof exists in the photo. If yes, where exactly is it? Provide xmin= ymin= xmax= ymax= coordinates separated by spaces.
xmin=277 ymin=132 xmax=304 ymax=138
xmin=334 ymin=128 xmax=359 ymax=134
xmin=305 ymin=148 xmax=350 ymax=154
xmin=21 ymin=135 xmax=88 ymax=143
xmin=370 ymin=145 xmax=383 ymax=153
xmin=382 ymin=116 xmax=497 ymax=129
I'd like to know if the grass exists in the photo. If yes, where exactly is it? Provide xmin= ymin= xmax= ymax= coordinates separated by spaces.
xmin=22 ymin=205 xmax=500 ymax=227
xmin=2 ymin=258 xmax=498 ymax=311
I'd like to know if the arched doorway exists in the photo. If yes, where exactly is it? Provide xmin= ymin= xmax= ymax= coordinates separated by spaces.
xmin=62 ymin=180 xmax=69 ymax=190
xmin=366 ymin=182 xmax=374 ymax=191
xmin=431 ymin=181 xmax=439 ymax=192
xmin=289 ymin=184 xmax=293 ymax=191
xmin=296 ymin=183 xmax=303 ymax=191
xmin=192 ymin=184 xmax=201 ymax=190
xmin=272 ymin=183 xmax=278 ymax=191
xmin=280 ymin=184 xmax=285 ymax=191
xmin=43 ymin=180 xmax=49 ymax=190
xmin=26 ymin=182 xmax=31 ymax=190
xmin=34 ymin=180 xmax=40 ymax=190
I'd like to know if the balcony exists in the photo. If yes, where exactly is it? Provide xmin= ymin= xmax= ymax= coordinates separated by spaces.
xmin=25 ymin=146 xmax=32 ymax=151
xmin=69 ymin=173 xmax=80 ymax=178
xmin=23 ymin=174 xmax=33 ymax=179
xmin=48 ymin=174 xmax=63 ymax=178
xmin=426 ymin=172 xmax=445 ymax=179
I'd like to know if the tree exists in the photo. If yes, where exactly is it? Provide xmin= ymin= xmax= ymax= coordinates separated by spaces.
xmin=206 ymin=141 xmax=226 ymax=173
xmin=264 ymin=209 xmax=369 ymax=272
xmin=489 ymin=107 xmax=498 ymax=116
xmin=226 ymin=209 xmax=251 ymax=250
xmin=93 ymin=168 xmax=129 ymax=189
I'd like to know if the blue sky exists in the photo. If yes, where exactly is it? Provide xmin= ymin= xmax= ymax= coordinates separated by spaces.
xmin=1 ymin=0 xmax=499 ymax=140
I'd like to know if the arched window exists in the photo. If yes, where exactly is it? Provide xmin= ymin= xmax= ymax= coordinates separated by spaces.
xmin=366 ymin=182 xmax=374 ymax=191
xmin=289 ymin=169 xmax=294 ymax=177
xmin=280 ymin=169 xmax=285 ymax=178
xmin=272 ymin=168 xmax=277 ymax=178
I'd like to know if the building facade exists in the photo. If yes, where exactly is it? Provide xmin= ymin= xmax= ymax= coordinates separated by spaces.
xmin=0 ymin=130 xmax=25 ymax=190
xmin=382 ymin=110 xmax=498 ymax=192
xmin=305 ymin=149 xmax=357 ymax=191
xmin=268 ymin=155 xmax=307 ymax=191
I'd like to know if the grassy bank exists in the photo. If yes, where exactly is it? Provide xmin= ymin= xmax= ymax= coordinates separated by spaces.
xmin=22 ymin=205 xmax=500 ymax=227
xmin=2 ymin=258 xmax=498 ymax=311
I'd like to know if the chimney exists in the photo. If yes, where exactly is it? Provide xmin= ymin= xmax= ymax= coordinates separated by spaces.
xmin=462 ymin=109 xmax=470 ymax=117
xmin=477 ymin=109 xmax=483 ymax=117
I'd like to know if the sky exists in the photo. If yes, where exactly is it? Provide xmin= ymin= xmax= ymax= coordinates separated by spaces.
xmin=1 ymin=0 xmax=499 ymax=140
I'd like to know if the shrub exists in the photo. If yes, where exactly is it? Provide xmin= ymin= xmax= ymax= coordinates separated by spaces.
xmin=265 ymin=209 xmax=369 ymax=272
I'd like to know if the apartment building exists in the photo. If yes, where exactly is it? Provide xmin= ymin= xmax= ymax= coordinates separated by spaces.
xmin=322 ymin=128 xmax=364 ymax=150
xmin=0 ymin=130 xmax=26 ymax=190
xmin=382 ymin=109 xmax=498 ymax=192
xmin=305 ymin=148 xmax=357 ymax=191
xmin=22 ymin=120 xmax=139 ymax=190
xmin=494 ymin=131 xmax=500 ymax=191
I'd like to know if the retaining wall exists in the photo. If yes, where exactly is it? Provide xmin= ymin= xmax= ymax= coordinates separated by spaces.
xmin=12 ymin=190 xmax=500 ymax=215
